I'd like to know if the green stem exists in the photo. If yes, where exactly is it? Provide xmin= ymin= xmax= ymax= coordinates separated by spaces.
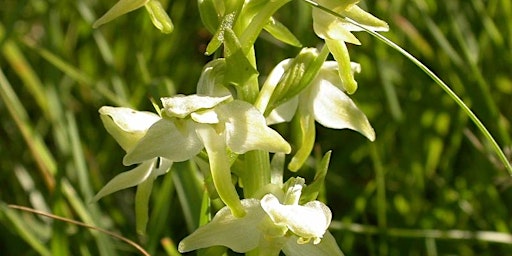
xmin=303 ymin=0 xmax=512 ymax=175
xmin=243 ymin=150 xmax=271 ymax=198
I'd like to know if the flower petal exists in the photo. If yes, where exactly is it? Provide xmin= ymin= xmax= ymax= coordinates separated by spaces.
xmin=310 ymin=77 xmax=375 ymax=141
xmin=313 ymin=8 xmax=360 ymax=45
xmin=161 ymin=94 xmax=231 ymax=118
xmin=92 ymin=159 xmax=155 ymax=201
xmin=261 ymin=194 xmax=331 ymax=244
xmin=123 ymin=119 xmax=203 ymax=165
xmin=217 ymin=100 xmax=291 ymax=154
xmin=340 ymin=5 xmax=389 ymax=32
xmin=324 ymin=38 xmax=358 ymax=94
xmin=99 ymin=106 xmax=160 ymax=152
xmin=178 ymin=199 xmax=263 ymax=253
xmin=282 ymin=231 xmax=344 ymax=256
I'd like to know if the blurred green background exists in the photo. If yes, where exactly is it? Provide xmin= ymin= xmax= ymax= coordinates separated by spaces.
xmin=1 ymin=0 xmax=511 ymax=255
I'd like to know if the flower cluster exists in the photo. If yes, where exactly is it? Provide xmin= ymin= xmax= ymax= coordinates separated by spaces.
xmin=93 ymin=0 xmax=388 ymax=254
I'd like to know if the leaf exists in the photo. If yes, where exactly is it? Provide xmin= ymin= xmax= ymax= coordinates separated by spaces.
xmin=264 ymin=17 xmax=302 ymax=47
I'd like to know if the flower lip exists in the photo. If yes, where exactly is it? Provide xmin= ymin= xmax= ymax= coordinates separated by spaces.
xmin=260 ymin=193 xmax=332 ymax=245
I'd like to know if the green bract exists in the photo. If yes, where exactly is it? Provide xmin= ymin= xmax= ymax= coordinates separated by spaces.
xmin=94 ymin=0 xmax=173 ymax=33
xmin=178 ymin=178 xmax=343 ymax=256
xmin=312 ymin=0 xmax=388 ymax=94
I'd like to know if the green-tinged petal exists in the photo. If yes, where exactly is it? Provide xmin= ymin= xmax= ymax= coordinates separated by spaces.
xmin=282 ymin=231 xmax=345 ymax=256
xmin=217 ymin=100 xmax=291 ymax=154
xmin=264 ymin=17 xmax=302 ymax=47
xmin=178 ymin=199 xmax=263 ymax=253
xmin=315 ymin=0 xmax=358 ymax=10
xmin=134 ymin=159 xmax=172 ymax=235
xmin=135 ymin=175 xmax=154 ymax=235
xmin=145 ymin=0 xmax=173 ymax=34
xmin=324 ymin=38 xmax=358 ymax=94
xmin=318 ymin=61 xmax=361 ymax=92
xmin=195 ymin=124 xmax=245 ymax=217
xmin=92 ymin=159 xmax=154 ymax=201
xmin=314 ymin=0 xmax=388 ymax=33
xmin=340 ymin=5 xmax=389 ymax=32
xmin=309 ymin=77 xmax=375 ymax=141
xmin=99 ymin=106 xmax=160 ymax=152
xmin=288 ymin=107 xmax=316 ymax=172
xmin=261 ymin=194 xmax=331 ymax=244
xmin=313 ymin=8 xmax=360 ymax=45
xmin=123 ymin=119 xmax=204 ymax=165
xmin=93 ymin=0 xmax=149 ymax=28
xmin=266 ymin=97 xmax=298 ymax=125
xmin=161 ymin=94 xmax=231 ymax=118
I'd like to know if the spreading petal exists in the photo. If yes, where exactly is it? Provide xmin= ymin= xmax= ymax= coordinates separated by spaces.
xmin=313 ymin=8 xmax=360 ymax=45
xmin=309 ymin=77 xmax=375 ymax=141
xmin=217 ymin=100 xmax=291 ymax=154
xmin=92 ymin=159 xmax=155 ymax=201
xmin=178 ymin=198 xmax=264 ymax=253
xmin=123 ymin=118 xmax=203 ymax=165
xmin=99 ymin=106 xmax=160 ymax=152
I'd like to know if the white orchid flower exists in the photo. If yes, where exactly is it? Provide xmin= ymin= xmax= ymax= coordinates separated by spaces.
xmin=264 ymin=60 xmax=374 ymax=171
xmin=312 ymin=0 xmax=388 ymax=94
xmin=178 ymin=178 xmax=343 ymax=256
xmin=122 ymin=94 xmax=291 ymax=216
xmin=94 ymin=106 xmax=173 ymax=234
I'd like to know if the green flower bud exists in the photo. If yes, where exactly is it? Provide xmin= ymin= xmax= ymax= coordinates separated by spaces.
xmin=145 ymin=0 xmax=173 ymax=34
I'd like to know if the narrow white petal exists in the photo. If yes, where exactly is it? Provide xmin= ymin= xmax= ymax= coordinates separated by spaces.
xmin=92 ymin=160 xmax=155 ymax=201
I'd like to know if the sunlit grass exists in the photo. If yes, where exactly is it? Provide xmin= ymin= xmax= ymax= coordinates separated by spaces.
xmin=1 ymin=0 xmax=511 ymax=255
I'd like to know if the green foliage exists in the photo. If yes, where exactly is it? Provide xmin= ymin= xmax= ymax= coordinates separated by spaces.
xmin=1 ymin=0 xmax=512 ymax=255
